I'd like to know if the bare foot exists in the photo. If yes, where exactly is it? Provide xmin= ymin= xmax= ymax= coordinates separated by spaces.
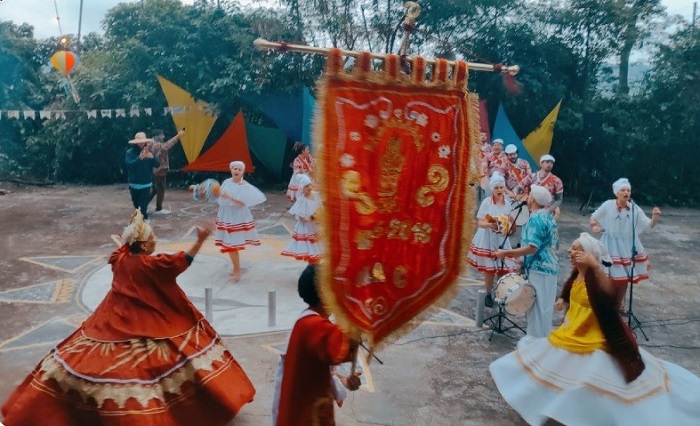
xmin=231 ymin=270 xmax=241 ymax=282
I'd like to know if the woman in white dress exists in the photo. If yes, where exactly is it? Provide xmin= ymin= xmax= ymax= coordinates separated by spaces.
xmin=215 ymin=161 xmax=266 ymax=282
xmin=590 ymin=178 xmax=661 ymax=285
xmin=468 ymin=172 xmax=518 ymax=307
xmin=490 ymin=233 xmax=700 ymax=426
xmin=281 ymin=174 xmax=322 ymax=263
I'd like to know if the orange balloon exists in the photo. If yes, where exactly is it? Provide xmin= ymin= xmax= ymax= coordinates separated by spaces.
xmin=50 ymin=50 xmax=79 ymax=75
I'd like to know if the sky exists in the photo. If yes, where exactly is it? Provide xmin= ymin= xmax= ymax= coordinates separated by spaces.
xmin=0 ymin=0 xmax=696 ymax=40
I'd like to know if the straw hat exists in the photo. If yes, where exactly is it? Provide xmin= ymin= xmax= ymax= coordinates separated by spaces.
xmin=128 ymin=132 xmax=153 ymax=144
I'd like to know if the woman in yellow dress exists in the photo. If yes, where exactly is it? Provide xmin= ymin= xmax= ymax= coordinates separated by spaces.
xmin=490 ymin=232 xmax=700 ymax=426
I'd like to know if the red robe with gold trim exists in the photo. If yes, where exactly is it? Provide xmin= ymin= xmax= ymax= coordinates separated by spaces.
xmin=1 ymin=246 xmax=255 ymax=425
xmin=276 ymin=310 xmax=354 ymax=426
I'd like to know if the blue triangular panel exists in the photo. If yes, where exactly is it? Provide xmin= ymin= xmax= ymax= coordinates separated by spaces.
xmin=492 ymin=104 xmax=538 ymax=170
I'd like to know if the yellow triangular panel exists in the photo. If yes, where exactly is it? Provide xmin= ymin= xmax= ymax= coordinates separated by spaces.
xmin=522 ymin=100 xmax=562 ymax=162
xmin=157 ymin=75 xmax=218 ymax=163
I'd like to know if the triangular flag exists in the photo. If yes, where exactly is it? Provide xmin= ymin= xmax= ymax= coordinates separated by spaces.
xmin=157 ymin=75 xmax=218 ymax=163
xmin=40 ymin=110 xmax=52 ymax=120
xmin=182 ymin=111 xmax=253 ymax=172
xmin=23 ymin=110 xmax=36 ymax=120
xmin=522 ymin=100 xmax=562 ymax=164
xmin=115 ymin=109 xmax=126 ymax=118
xmin=492 ymin=103 xmax=537 ymax=169
xmin=130 ymin=108 xmax=140 ymax=117
xmin=144 ymin=108 xmax=152 ymax=116
xmin=87 ymin=110 xmax=97 ymax=119
xmin=100 ymin=109 xmax=112 ymax=118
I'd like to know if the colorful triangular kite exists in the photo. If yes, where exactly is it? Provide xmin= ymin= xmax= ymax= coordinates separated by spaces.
xmin=182 ymin=112 xmax=253 ymax=172
xmin=522 ymin=100 xmax=562 ymax=164
xmin=157 ymin=75 xmax=218 ymax=163
xmin=492 ymin=103 xmax=537 ymax=169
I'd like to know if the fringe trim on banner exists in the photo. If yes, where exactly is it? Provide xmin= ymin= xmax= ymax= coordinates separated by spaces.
xmin=314 ymin=49 xmax=480 ymax=354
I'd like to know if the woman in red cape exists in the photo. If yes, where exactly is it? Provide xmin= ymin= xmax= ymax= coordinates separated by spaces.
xmin=1 ymin=210 xmax=255 ymax=425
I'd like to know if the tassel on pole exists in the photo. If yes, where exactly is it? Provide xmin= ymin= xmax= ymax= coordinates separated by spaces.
xmin=253 ymin=38 xmax=520 ymax=76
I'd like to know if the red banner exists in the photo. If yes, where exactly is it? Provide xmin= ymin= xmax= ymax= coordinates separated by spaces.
xmin=316 ymin=50 xmax=479 ymax=347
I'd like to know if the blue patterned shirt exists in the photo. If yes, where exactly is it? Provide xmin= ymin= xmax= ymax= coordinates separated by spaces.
xmin=521 ymin=209 xmax=559 ymax=276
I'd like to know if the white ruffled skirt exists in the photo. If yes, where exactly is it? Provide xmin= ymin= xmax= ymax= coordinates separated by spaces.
xmin=281 ymin=221 xmax=322 ymax=262
xmin=214 ymin=204 xmax=260 ymax=252
xmin=468 ymin=228 xmax=518 ymax=274
xmin=490 ymin=336 xmax=700 ymax=426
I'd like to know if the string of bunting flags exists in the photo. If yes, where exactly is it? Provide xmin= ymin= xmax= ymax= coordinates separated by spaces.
xmin=0 ymin=106 xmax=194 ymax=121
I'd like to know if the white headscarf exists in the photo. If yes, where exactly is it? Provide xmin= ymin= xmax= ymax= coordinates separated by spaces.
xmin=229 ymin=161 xmax=245 ymax=171
xmin=612 ymin=178 xmax=631 ymax=195
xmin=529 ymin=184 xmax=552 ymax=206
xmin=296 ymin=174 xmax=312 ymax=189
xmin=577 ymin=232 xmax=613 ymax=265
xmin=489 ymin=171 xmax=506 ymax=191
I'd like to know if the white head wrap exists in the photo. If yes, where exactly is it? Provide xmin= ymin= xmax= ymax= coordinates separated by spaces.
xmin=577 ymin=232 xmax=613 ymax=265
xmin=121 ymin=209 xmax=154 ymax=246
xmin=540 ymin=154 xmax=555 ymax=163
xmin=504 ymin=144 xmax=518 ymax=154
xmin=229 ymin=161 xmax=245 ymax=171
xmin=489 ymin=171 xmax=506 ymax=191
xmin=296 ymin=174 xmax=312 ymax=189
xmin=529 ymin=184 xmax=552 ymax=206
xmin=492 ymin=138 xmax=504 ymax=146
xmin=612 ymin=178 xmax=631 ymax=195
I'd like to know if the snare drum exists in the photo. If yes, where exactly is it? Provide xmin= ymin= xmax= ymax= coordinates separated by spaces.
xmin=510 ymin=199 xmax=530 ymax=226
xmin=494 ymin=273 xmax=536 ymax=316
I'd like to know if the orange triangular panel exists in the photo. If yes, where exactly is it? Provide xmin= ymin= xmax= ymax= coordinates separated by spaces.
xmin=182 ymin=111 xmax=253 ymax=173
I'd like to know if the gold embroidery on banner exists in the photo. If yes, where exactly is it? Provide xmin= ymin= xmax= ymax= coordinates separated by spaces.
xmin=355 ymin=230 xmax=374 ymax=250
xmin=355 ymin=220 xmax=431 ymax=249
xmin=365 ymin=296 xmax=388 ymax=316
xmin=393 ymin=265 xmax=408 ymax=288
xmin=366 ymin=117 xmax=423 ymax=152
xmin=341 ymin=170 xmax=377 ymax=214
xmin=376 ymin=136 xmax=405 ymax=213
xmin=411 ymin=223 xmax=433 ymax=244
xmin=371 ymin=262 xmax=387 ymax=282
xmin=416 ymin=165 xmax=450 ymax=207
xmin=387 ymin=219 xmax=411 ymax=241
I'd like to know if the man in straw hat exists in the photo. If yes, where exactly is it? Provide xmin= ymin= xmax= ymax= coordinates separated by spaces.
xmin=125 ymin=131 xmax=159 ymax=220
xmin=496 ymin=184 xmax=559 ymax=337
xmin=511 ymin=154 xmax=563 ymax=220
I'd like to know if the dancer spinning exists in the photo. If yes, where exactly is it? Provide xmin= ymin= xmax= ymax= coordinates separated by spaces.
xmin=286 ymin=143 xmax=314 ymax=202
xmin=215 ymin=161 xmax=266 ymax=282
xmin=490 ymin=233 xmax=700 ymax=426
xmin=468 ymin=172 xmax=518 ymax=307
xmin=1 ymin=210 xmax=256 ymax=425
xmin=281 ymin=174 xmax=323 ymax=263
xmin=590 ymin=178 xmax=661 ymax=284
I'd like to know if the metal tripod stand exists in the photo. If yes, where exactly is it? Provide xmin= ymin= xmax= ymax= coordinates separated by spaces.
xmin=485 ymin=303 xmax=526 ymax=341
xmin=620 ymin=200 xmax=649 ymax=341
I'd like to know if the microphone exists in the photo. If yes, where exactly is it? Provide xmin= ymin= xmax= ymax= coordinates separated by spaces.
xmin=511 ymin=200 xmax=527 ymax=210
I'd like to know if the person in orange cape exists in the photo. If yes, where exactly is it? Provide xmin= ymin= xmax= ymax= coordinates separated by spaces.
xmin=276 ymin=264 xmax=361 ymax=426
xmin=1 ymin=210 xmax=255 ymax=426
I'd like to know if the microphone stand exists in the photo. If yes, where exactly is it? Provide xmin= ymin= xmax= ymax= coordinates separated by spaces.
xmin=622 ymin=199 xmax=649 ymax=341
xmin=485 ymin=200 xmax=527 ymax=340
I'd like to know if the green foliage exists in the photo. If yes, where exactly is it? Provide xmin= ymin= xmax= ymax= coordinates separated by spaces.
xmin=1 ymin=0 xmax=698 ymax=207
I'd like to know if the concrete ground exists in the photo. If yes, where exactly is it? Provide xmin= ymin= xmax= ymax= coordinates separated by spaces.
xmin=0 ymin=183 xmax=699 ymax=425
